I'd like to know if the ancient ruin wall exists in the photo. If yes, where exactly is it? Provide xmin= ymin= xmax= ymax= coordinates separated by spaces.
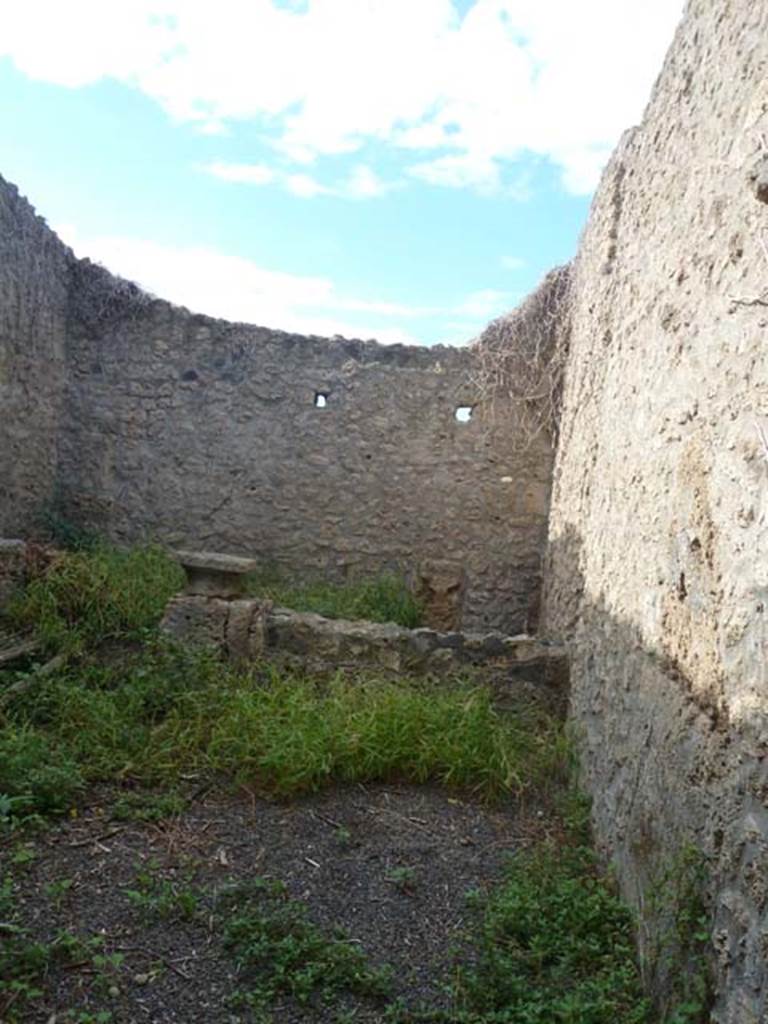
xmin=544 ymin=1 xmax=768 ymax=1019
xmin=0 ymin=177 xmax=552 ymax=633
xmin=0 ymin=175 xmax=72 ymax=535
xmin=58 ymin=303 xmax=551 ymax=633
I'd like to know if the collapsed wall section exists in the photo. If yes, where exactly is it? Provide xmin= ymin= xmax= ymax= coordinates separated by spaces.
xmin=545 ymin=1 xmax=768 ymax=1019
xmin=0 ymin=175 xmax=72 ymax=535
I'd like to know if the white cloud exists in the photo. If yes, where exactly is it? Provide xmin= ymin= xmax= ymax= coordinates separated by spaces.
xmin=2 ymin=0 xmax=685 ymax=195
xmin=204 ymin=160 xmax=397 ymax=200
xmin=344 ymin=165 xmax=395 ymax=199
xmin=454 ymin=288 xmax=515 ymax=319
xmin=284 ymin=173 xmax=331 ymax=198
xmin=56 ymin=224 xmax=434 ymax=344
xmin=408 ymin=153 xmax=501 ymax=193
xmin=55 ymin=224 xmax=507 ymax=344
xmin=204 ymin=161 xmax=275 ymax=185
xmin=501 ymin=256 xmax=526 ymax=271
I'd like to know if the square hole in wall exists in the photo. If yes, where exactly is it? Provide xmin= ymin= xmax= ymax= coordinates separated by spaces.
xmin=455 ymin=405 xmax=474 ymax=423
xmin=314 ymin=392 xmax=329 ymax=408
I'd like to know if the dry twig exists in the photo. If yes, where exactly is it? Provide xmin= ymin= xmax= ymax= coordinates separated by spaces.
xmin=469 ymin=264 xmax=572 ymax=452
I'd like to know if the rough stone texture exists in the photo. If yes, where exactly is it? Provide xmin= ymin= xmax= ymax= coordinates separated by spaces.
xmin=544 ymin=2 xmax=768 ymax=1020
xmin=414 ymin=560 xmax=466 ymax=631
xmin=161 ymin=592 xmax=567 ymax=696
xmin=0 ymin=176 xmax=71 ymax=536
xmin=0 ymin=173 xmax=552 ymax=634
xmin=0 ymin=539 xmax=26 ymax=606
xmin=160 ymin=595 xmax=271 ymax=664
xmin=57 ymin=306 xmax=550 ymax=633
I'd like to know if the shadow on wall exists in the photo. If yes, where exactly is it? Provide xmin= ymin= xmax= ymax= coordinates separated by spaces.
xmin=545 ymin=526 xmax=768 ymax=1024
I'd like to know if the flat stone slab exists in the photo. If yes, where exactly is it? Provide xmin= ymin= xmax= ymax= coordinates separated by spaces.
xmin=171 ymin=550 xmax=258 ymax=575
xmin=171 ymin=549 xmax=259 ymax=598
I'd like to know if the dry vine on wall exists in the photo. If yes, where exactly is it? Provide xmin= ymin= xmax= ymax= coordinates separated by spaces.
xmin=469 ymin=263 xmax=572 ymax=453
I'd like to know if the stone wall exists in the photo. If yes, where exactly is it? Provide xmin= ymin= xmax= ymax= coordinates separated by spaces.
xmin=0 ymin=175 xmax=72 ymax=536
xmin=57 ymin=294 xmax=552 ymax=634
xmin=544 ymin=1 xmax=768 ymax=1020
xmin=0 ymin=177 xmax=552 ymax=634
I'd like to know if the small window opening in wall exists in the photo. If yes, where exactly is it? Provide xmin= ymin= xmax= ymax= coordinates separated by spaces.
xmin=314 ymin=392 xmax=329 ymax=408
xmin=455 ymin=405 xmax=474 ymax=423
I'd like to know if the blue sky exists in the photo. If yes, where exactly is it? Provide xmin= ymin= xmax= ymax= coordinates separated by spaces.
xmin=0 ymin=1 xmax=683 ymax=346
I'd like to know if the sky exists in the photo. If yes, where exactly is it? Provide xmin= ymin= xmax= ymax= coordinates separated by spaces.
xmin=0 ymin=0 xmax=684 ymax=347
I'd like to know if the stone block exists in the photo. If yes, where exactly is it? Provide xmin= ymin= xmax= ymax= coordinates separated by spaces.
xmin=171 ymin=549 xmax=259 ymax=598
xmin=415 ymin=560 xmax=465 ymax=632
xmin=160 ymin=595 xmax=230 ymax=649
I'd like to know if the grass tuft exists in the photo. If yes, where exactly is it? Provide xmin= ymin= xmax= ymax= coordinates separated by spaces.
xmin=2 ymin=644 xmax=566 ymax=805
xmin=221 ymin=877 xmax=392 ymax=1009
xmin=5 ymin=544 xmax=182 ymax=657
xmin=247 ymin=569 xmax=424 ymax=628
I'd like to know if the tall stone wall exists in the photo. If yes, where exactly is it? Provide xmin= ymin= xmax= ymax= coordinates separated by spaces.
xmin=58 ymin=300 xmax=551 ymax=633
xmin=0 ymin=176 xmax=552 ymax=633
xmin=544 ymin=1 xmax=768 ymax=1020
xmin=0 ymin=175 xmax=71 ymax=535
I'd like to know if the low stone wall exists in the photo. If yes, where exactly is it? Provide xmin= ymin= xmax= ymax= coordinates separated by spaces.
xmin=161 ymin=591 xmax=568 ymax=702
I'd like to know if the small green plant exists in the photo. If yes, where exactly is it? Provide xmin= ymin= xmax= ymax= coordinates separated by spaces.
xmin=44 ymin=876 xmax=74 ymax=908
xmin=333 ymin=825 xmax=353 ymax=847
xmin=642 ymin=844 xmax=713 ymax=1024
xmin=10 ymin=843 xmax=37 ymax=867
xmin=385 ymin=865 xmax=417 ymax=893
xmin=91 ymin=951 xmax=126 ymax=995
xmin=247 ymin=569 xmax=424 ymax=628
xmin=220 ymin=877 xmax=391 ymax=1010
xmin=0 ymin=793 xmax=43 ymax=832
xmin=451 ymin=842 xmax=651 ymax=1024
xmin=0 ymin=924 xmax=100 ymax=1022
xmin=0 ymin=726 xmax=84 ymax=816
xmin=125 ymin=862 xmax=201 ymax=922
xmin=110 ymin=789 xmax=187 ymax=823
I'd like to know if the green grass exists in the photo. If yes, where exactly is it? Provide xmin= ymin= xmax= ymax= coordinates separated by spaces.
xmin=453 ymin=842 xmax=652 ymax=1023
xmin=221 ymin=877 xmax=392 ymax=1010
xmin=0 ymin=539 xmax=563 ymax=825
xmin=247 ymin=568 xmax=424 ymax=628
xmin=5 ymin=544 xmax=182 ymax=657
xmin=1 ymin=641 xmax=566 ymax=808
xmin=0 ymin=542 xmax=708 ymax=1024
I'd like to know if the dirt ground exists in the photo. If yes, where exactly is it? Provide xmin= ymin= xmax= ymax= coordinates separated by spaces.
xmin=1 ymin=782 xmax=556 ymax=1023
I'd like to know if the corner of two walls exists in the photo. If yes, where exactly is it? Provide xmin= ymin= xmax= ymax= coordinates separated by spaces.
xmin=543 ymin=1 xmax=768 ymax=1019
xmin=0 ymin=174 xmax=553 ymax=634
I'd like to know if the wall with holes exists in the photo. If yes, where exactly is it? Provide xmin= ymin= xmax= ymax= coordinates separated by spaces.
xmin=0 ymin=174 xmax=552 ymax=632
xmin=55 ymin=294 xmax=551 ymax=633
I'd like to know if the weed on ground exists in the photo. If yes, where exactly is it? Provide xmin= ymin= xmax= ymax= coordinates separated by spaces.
xmin=0 ymin=544 xmax=709 ymax=1022
xmin=246 ymin=567 xmax=424 ymax=628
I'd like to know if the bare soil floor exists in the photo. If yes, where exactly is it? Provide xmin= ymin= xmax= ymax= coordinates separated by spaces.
xmin=1 ymin=783 xmax=554 ymax=1024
